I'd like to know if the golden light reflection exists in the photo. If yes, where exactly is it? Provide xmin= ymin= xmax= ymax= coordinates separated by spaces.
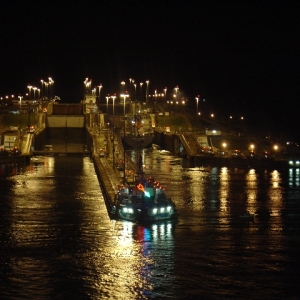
xmin=246 ymin=168 xmax=257 ymax=208
xmin=118 ymin=221 xmax=134 ymax=247
xmin=219 ymin=167 xmax=229 ymax=212
xmin=270 ymin=170 xmax=280 ymax=189
xmin=268 ymin=170 xmax=283 ymax=217
xmin=188 ymin=169 xmax=206 ymax=210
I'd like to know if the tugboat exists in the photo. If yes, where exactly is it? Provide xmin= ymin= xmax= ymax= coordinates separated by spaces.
xmin=111 ymin=137 xmax=178 ymax=223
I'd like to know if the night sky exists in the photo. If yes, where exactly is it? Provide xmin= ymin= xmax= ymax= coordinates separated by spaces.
xmin=0 ymin=1 xmax=299 ymax=140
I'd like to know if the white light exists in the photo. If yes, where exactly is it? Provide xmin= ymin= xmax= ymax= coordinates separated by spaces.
xmin=160 ymin=207 xmax=165 ymax=213
xmin=153 ymin=208 xmax=158 ymax=214
xmin=289 ymin=161 xmax=294 ymax=165
xmin=167 ymin=206 xmax=171 ymax=212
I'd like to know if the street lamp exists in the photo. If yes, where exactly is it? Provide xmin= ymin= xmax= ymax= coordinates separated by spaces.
xmin=121 ymin=81 xmax=125 ymax=94
xmin=48 ymin=77 xmax=54 ymax=100
xmin=175 ymin=85 xmax=179 ymax=101
xmin=163 ymin=87 xmax=167 ymax=128
xmin=195 ymin=95 xmax=199 ymax=115
xmin=18 ymin=96 xmax=23 ymax=131
xmin=97 ymin=84 xmax=103 ymax=109
xmin=40 ymin=79 xmax=44 ymax=99
xmin=250 ymin=144 xmax=255 ymax=156
xmin=106 ymin=95 xmax=110 ymax=116
xmin=111 ymin=95 xmax=117 ymax=169
xmin=222 ymin=142 xmax=227 ymax=156
xmin=44 ymin=82 xmax=49 ymax=100
xmin=129 ymin=78 xmax=132 ymax=100
xmin=27 ymin=85 xmax=32 ymax=99
xmin=134 ymin=83 xmax=137 ymax=102
xmin=121 ymin=93 xmax=129 ymax=184
xmin=97 ymin=84 xmax=103 ymax=134
xmin=33 ymin=87 xmax=37 ymax=101
xmin=84 ymin=78 xmax=91 ymax=96
xmin=140 ymin=82 xmax=143 ymax=102
xmin=146 ymin=80 xmax=149 ymax=104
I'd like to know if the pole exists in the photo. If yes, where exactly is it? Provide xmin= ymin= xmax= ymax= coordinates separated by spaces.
xmin=111 ymin=95 xmax=116 ymax=169
xmin=122 ymin=94 xmax=128 ymax=184
xmin=98 ymin=84 xmax=102 ymax=136
xmin=123 ymin=100 xmax=126 ymax=184
xmin=146 ymin=80 xmax=149 ymax=104
xmin=163 ymin=88 xmax=167 ymax=129
xmin=18 ymin=96 xmax=22 ymax=131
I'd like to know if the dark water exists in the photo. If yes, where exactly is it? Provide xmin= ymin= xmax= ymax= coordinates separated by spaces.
xmin=0 ymin=151 xmax=300 ymax=299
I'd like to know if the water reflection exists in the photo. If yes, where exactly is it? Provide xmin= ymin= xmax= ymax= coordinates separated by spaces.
xmin=1 ymin=153 xmax=300 ymax=299
xmin=289 ymin=167 xmax=300 ymax=187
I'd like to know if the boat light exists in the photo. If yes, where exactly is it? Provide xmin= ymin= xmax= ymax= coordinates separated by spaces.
xmin=289 ymin=160 xmax=300 ymax=166
xmin=137 ymin=183 xmax=150 ymax=197
xmin=123 ymin=207 xmax=133 ymax=214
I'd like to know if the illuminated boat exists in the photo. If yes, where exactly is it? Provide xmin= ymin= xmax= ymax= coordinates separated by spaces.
xmin=112 ymin=176 xmax=178 ymax=223
xmin=111 ymin=146 xmax=178 ymax=223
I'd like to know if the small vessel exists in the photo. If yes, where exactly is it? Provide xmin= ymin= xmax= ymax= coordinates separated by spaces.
xmin=112 ymin=175 xmax=178 ymax=223
xmin=122 ymin=112 xmax=154 ymax=149
xmin=122 ymin=134 xmax=154 ymax=149
xmin=111 ymin=142 xmax=178 ymax=223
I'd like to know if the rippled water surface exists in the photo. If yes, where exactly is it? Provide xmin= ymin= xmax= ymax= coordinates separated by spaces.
xmin=1 ymin=151 xmax=300 ymax=299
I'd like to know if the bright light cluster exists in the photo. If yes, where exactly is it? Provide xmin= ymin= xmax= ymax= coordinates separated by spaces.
xmin=289 ymin=160 xmax=300 ymax=166
xmin=123 ymin=207 xmax=133 ymax=214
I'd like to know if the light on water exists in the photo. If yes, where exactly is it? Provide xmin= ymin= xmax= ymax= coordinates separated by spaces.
xmin=1 ymin=152 xmax=300 ymax=299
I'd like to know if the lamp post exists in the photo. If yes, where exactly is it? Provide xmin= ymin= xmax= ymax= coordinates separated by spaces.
xmin=195 ymin=95 xmax=199 ymax=115
xmin=97 ymin=84 xmax=103 ymax=107
xmin=48 ymin=77 xmax=54 ymax=100
xmin=40 ymin=80 xmax=44 ymax=99
xmin=121 ymin=93 xmax=129 ymax=184
xmin=140 ymin=82 xmax=143 ymax=102
xmin=44 ymin=82 xmax=48 ymax=100
xmin=129 ymin=78 xmax=132 ymax=100
xmin=111 ymin=95 xmax=117 ymax=169
xmin=133 ymin=83 xmax=137 ymax=102
xmin=146 ymin=80 xmax=149 ymax=104
xmin=175 ymin=85 xmax=179 ymax=102
xmin=163 ymin=87 xmax=167 ymax=128
xmin=97 ymin=84 xmax=102 ymax=134
xmin=105 ymin=95 xmax=110 ymax=158
xmin=33 ymin=87 xmax=37 ymax=101
xmin=106 ymin=95 xmax=110 ymax=115
xmin=222 ymin=142 xmax=227 ymax=156
xmin=27 ymin=85 xmax=32 ymax=99
xmin=195 ymin=95 xmax=199 ymax=130
xmin=121 ymin=81 xmax=125 ymax=94
xmin=18 ymin=96 xmax=23 ymax=131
